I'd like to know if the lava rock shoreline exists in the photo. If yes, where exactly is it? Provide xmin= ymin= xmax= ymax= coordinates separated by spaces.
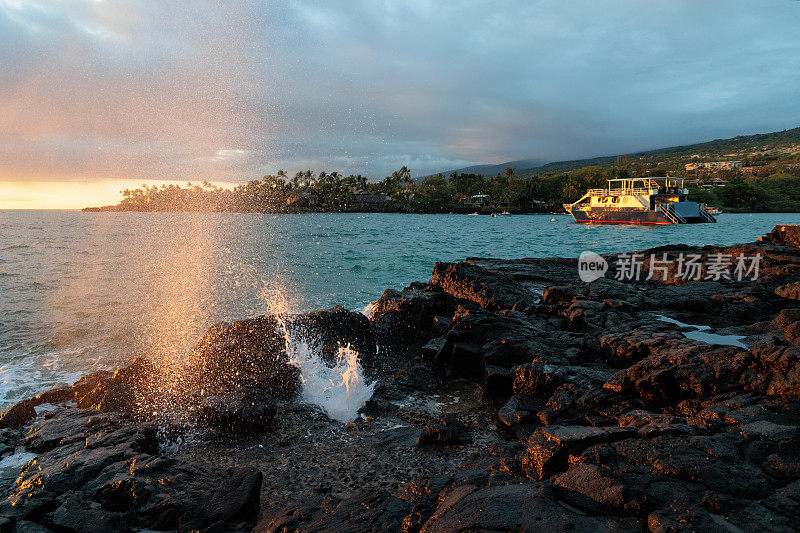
xmin=2 ymin=225 xmax=800 ymax=531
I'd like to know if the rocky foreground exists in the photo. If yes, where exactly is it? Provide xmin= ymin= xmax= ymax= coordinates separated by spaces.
xmin=2 ymin=225 xmax=800 ymax=531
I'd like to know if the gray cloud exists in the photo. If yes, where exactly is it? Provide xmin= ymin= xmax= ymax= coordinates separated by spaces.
xmin=1 ymin=0 xmax=799 ymax=182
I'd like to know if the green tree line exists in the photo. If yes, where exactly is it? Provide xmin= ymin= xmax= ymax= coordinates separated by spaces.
xmin=688 ymin=173 xmax=800 ymax=212
xmin=85 ymin=165 xmax=800 ymax=213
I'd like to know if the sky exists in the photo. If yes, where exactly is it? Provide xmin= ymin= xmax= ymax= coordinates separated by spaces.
xmin=1 ymin=0 xmax=800 ymax=208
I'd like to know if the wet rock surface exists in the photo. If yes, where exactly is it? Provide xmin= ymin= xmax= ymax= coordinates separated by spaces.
xmin=417 ymin=416 xmax=471 ymax=447
xmin=0 ymin=409 xmax=262 ymax=531
xmin=198 ymin=387 xmax=278 ymax=434
xmin=3 ymin=224 xmax=800 ymax=531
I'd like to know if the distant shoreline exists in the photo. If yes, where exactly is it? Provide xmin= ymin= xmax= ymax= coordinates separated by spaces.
xmin=80 ymin=206 xmax=555 ymax=215
xmin=79 ymin=207 xmax=789 ymax=215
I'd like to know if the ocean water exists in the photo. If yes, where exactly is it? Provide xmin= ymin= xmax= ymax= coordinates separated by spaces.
xmin=1 ymin=210 xmax=798 ymax=406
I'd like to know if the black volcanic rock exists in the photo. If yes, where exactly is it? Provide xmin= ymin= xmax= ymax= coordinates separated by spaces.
xmin=188 ymin=315 xmax=301 ymax=400
xmin=430 ymin=261 xmax=538 ymax=312
xmin=0 ymin=400 xmax=35 ymax=429
xmin=257 ymin=490 xmax=413 ymax=533
xmin=519 ymin=425 xmax=636 ymax=481
xmin=775 ymin=281 xmax=800 ymax=300
xmin=70 ymin=357 xmax=163 ymax=419
xmin=419 ymin=482 xmax=640 ymax=532
xmin=417 ymin=416 xmax=471 ymax=447
xmin=72 ymin=370 xmax=113 ymax=402
xmin=552 ymin=462 xmax=645 ymax=515
xmin=370 ymin=282 xmax=457 ymax=349
xmin=294 ymin=305 xmax=378 ymax=369
xmin=428 ymin=306 xmax=574 ymax=401
xmin=187 ymin=306 xmax=375 ymax=400
xmin=431 ymin=327 xmax=486 ymax=381
xmin=198 ymin=387 xmax=277 ymax=433
xmin=1 ymin=408 xmax=262 ymax=531
xmin=763 ymin=224 xmax=800 ymax=248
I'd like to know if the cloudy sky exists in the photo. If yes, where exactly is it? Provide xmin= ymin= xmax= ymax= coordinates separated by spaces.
xmin=1 ymin=0 xmax=799 ymax=206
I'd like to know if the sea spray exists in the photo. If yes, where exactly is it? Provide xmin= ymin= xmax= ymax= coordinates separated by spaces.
xmin=361 ymin=300 xmax=378 ymax=318
xmin=277 ymin=316 xmax=375 ymax=423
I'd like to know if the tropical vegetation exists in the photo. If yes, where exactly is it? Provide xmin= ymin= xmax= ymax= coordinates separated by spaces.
xmin=84 ymin=125 xmax=800 ymax=213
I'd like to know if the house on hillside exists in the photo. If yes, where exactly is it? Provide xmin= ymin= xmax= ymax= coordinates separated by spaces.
xmin=352 ymin=193 xmax=390 ymax=209
xmin=529 ymin=199 xmax=547 ymax=211
xmin=686 ymin=161 xmax=742 ymax=171
xmin=464 ymin=194 xmax=490 ymax=208
xmin=286 ymin=192 xmax=318 ymax=207
xmin=699 ymin=177 xmax=729 ymax=189
xmin=704 ymin=160 xmax=742 ymax=170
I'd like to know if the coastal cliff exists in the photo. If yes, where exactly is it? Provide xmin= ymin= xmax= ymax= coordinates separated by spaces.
xmin=2 ymin=226 xmax=800 ymax=531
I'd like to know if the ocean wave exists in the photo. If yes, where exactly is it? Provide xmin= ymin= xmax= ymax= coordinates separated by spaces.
xmin=0 ymin=357 xmax=90 ymax=407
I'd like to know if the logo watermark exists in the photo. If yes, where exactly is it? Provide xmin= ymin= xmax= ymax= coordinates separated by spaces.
xmin=578 ymin=251 xmax=609 ymax=282
xmin=578 ymin=251 xmax=761 ymax=282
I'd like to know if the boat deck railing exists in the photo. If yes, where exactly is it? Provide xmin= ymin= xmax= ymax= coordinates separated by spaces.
xmin=588 ymin=187 xmax=656 ymax=196
xmin=699 ymin=208 xmax=716 ymax=223
xmin=657 ymin=203 xmax=685 ymax=224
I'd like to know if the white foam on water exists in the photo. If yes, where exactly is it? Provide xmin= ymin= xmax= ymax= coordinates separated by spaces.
xmin=0 ymin=353 xmax=86 ymax=408
xmin=361 ymin=300 xmax=378 ymax=318
xmin=277 ymin=318 xmax=375 ymax=424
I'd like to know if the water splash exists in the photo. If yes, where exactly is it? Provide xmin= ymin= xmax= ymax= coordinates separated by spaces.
xmin=277 ymin=317 xmax=375 ymax=424
xmin=361 ymin=300 xmax=378 ymax=318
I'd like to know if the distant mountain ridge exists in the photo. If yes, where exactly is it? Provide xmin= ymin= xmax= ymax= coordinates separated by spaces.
xmin=434 ymin=158 xmax=546 ymax=178
xmin=428 ymin=125 xmax=800 ymax=179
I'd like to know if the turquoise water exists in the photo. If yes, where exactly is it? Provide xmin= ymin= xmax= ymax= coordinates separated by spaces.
xmin=1 ymin=210 xmax=797 ymax=404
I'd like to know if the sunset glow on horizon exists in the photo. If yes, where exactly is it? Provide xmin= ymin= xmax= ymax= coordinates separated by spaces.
xmin=0 ymin=180 xmax=237 ymax=210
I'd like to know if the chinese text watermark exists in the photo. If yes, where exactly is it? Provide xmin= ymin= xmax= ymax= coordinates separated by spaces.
xmin=578 ymin=251 xmax=761 ymax=282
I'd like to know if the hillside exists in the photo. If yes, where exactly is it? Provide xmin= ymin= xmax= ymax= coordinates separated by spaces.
xmin=435 ymin=158 xmax=546 ymax=179
xmin=436 ymin=125 xmax=800 ymax=179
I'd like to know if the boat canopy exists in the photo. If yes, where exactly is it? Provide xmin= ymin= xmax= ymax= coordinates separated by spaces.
xmin=606 ymin=177 xmax=684 ymax=189
xmin=582 ymin=177 xmax=687 ymax=198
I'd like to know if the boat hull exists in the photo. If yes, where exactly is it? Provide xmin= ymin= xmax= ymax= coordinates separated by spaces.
xmin=569 ymin=206 xmax=713 ymax=225
xmin=565 ymin=179 xmax=716 ymax=225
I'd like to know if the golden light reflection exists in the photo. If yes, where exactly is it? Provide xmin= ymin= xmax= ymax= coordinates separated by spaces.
xmin=44 ymin=210 xmax=228 ymax=423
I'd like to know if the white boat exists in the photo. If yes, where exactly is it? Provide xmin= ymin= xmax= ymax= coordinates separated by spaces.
xmin=564 ymin=177 xmax=716 ymax=225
